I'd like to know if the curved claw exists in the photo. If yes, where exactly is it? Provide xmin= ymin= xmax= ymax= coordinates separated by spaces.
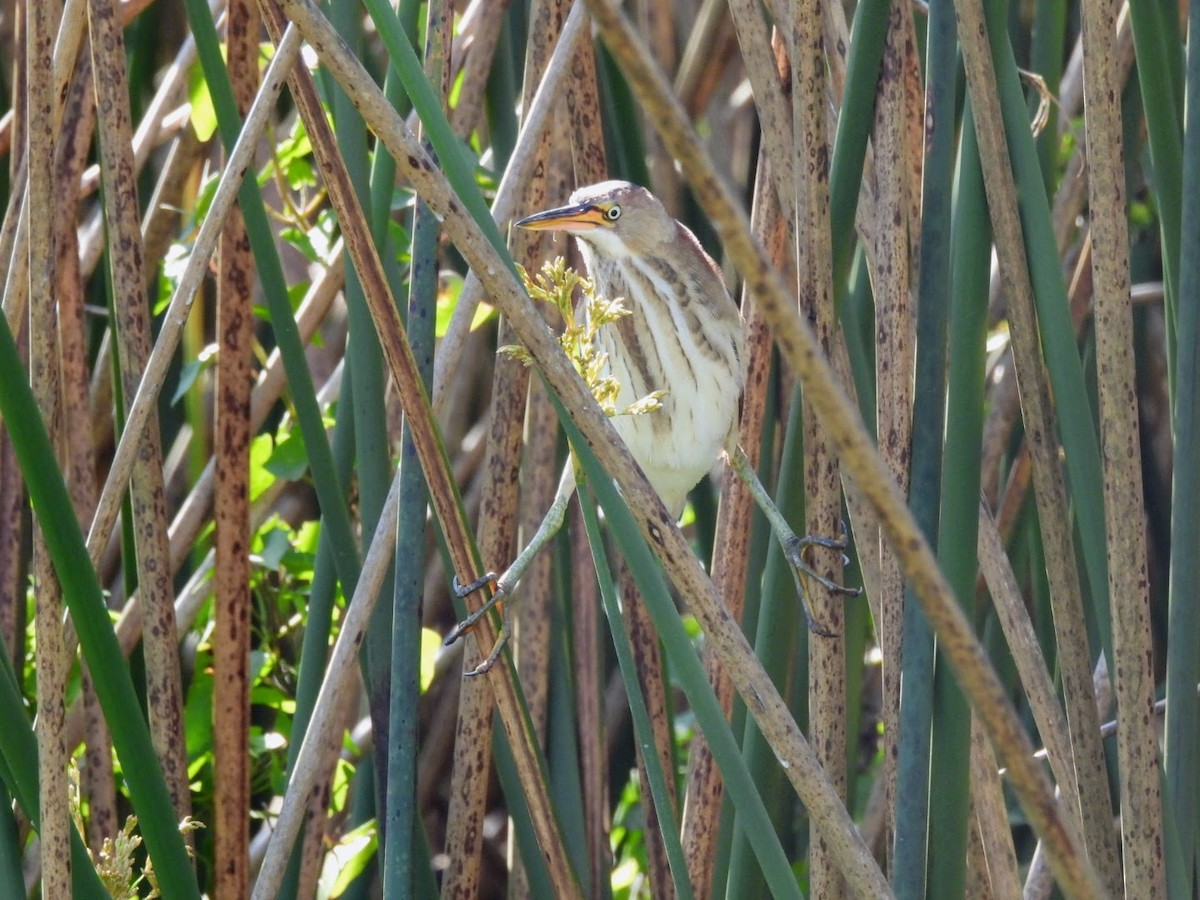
xmin=784 ymin=535 xmax=863 ymax=597
xmin=445 ymin=569 xmax=512 ymax=666
xmin=444 ymin=616 xmax=475 ymax=647
xmin=806 ymin=618 xmax=839 ymax=639
xmin=445 ymin=575 xmax=508 ymax=649
xmin=453 ymin=571 xmax=499 ymax=598
xmin=464 ymin=625 xmax=512 ymax=678
xmin=446 ymin=573 xmax=513 ymax=676
xmin=784 ymin=531 xmax=863 ymax=638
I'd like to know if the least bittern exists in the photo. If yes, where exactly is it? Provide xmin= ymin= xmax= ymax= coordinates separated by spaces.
xmin=448 ymin=181 xmax=859 ymax=675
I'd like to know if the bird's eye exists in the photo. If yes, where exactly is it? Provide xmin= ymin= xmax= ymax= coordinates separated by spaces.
xmin=605 ymin=205 xmax=622 ymax=221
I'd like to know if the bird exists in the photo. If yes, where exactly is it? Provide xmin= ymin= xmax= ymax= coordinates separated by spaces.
xmin=519 ymin=180 xmax=746 ymax=518
xmin=447 ymin=181 xmax=857 ymax=675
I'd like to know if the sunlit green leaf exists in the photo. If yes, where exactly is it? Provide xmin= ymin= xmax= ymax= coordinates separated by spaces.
xmin=188 ymin=64 xmax=217 ymax=142
xmin=265 ymin=432 xmax=310 ymax=483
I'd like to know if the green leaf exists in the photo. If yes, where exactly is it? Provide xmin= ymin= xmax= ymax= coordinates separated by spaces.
xmin=321 ymin=820 xmax=378 ymax=899
xmin=170 ymin=344 xmax=216 ymax=405
xmin=419 ymin=628 xmax=440 ymax=693
xmin=187 ymin=63 xmax=217 ymax=142
xmin=249 ymin=433 xmax=278 ymax=501
xmin=280 ymin=226 xmax=319 ymax=263
xmin=193 ymin=170 xmax=220 ymax=227
xmin=256 ymin=526 xmax=293 ymax=571
xmin=277 ymin=118 xmax=312 ymax=162
xmin=266 ymin=431 xmax=310 ymax=482
xmin=435 ymin=271 xmax=463 ymax=337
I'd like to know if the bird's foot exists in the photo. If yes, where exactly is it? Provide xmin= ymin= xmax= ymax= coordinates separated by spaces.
xmin=452 ymin=572 xmax=500 ymax=600
xmin=446 ymin=573 xmax=511 ymax=677
xmin=784 ymin=527 xmax=862 ymax=638
xmin=464 ymin=620 xmax=512 ymax=677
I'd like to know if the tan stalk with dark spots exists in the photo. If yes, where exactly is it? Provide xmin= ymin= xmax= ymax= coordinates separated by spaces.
xmin=212 ymin=0 xmax=259 ymax=894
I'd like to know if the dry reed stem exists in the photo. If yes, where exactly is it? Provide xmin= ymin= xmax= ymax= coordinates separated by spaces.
xmin=979 ymin=5 xmax=1133 ymax=505
xmin=443 ymin=0 xmax=570 ymax=890
xmin=1 ymin=0 xmax=163 ymax=324
xmin=564 ymin=31 xmax=611 ymax=898
xmin=872 ymin=3 xmax=914 ymax=872
xmin=48 ymin=18 xmax=119 ymax=854
xmin=1080 ymin=0 xmax=1163 ymax=892
xmin=790 ymin=0 xmax=847 ymax=894
xmin=83 ymin=19 xmax=297 ymax=570
xmin=76 ymin=17 xmax=204 ymax=199
xmin=259 ymin=2 xmax=581 ymax=892
xmin=0 ymin=170 xmax=30 ymax=329
xmin=250 ymin=470 xmax=403 ymax=900
xmin=968 ymin=716 xmax=1022 ymax=897
xmin=674 ymin=0 xmax=731 ymax=113
xmin=441 ymin=15 xmax=536 ymax=900
xmin=89 ymin=0 xmax=193 ymax=828
xmin=432 ymin=1 xmax=590 ymax=416
xmin=976 ymin=505 xmax=1081 ymax=819
xmin=726 ymin=0 xmax=795 ymax=241
xmin=211 ymin=0 xmax=259 ymax=891
xmin=447 ymin=0 xmax=512 ymax=138
xmin=57 ymin=251 xmax=345 ymax=758
xmin=637 ymin=0 xmax=679 ymax=215
xmin=512 ymin=0 xmax=572 ymax=756
xmin=964 ymin=794 xmax=995 ymax=900
xmin=27 ymin=0 xmax=73 ymax=889
xmin=680 ymin=148 xmax=783 ymax=897
xmin=619 ymin=558 xmax=677 ymax=899
xmin=590 ymin=0 xmax=892 ymax=892
xmin=953 ymin=0 xmax=1113 ymax=893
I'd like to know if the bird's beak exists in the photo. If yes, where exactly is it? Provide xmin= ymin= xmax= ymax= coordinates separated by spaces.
xmin=515 ymin=203 xmax=606 ymax=233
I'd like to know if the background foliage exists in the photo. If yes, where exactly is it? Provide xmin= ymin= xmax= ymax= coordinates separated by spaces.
xmin=0 ymin=0 xmax=1196 ymax=897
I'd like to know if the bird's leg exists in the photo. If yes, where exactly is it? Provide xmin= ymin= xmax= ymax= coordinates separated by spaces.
xmin=725 ymin=446 xmax=863 ymax=637
xmin=446 ymin=483 xmax=574 ymax=677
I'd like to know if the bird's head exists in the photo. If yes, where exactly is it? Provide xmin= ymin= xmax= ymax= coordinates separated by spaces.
xmin=514 ymin=181 xmax=671 ymax=258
